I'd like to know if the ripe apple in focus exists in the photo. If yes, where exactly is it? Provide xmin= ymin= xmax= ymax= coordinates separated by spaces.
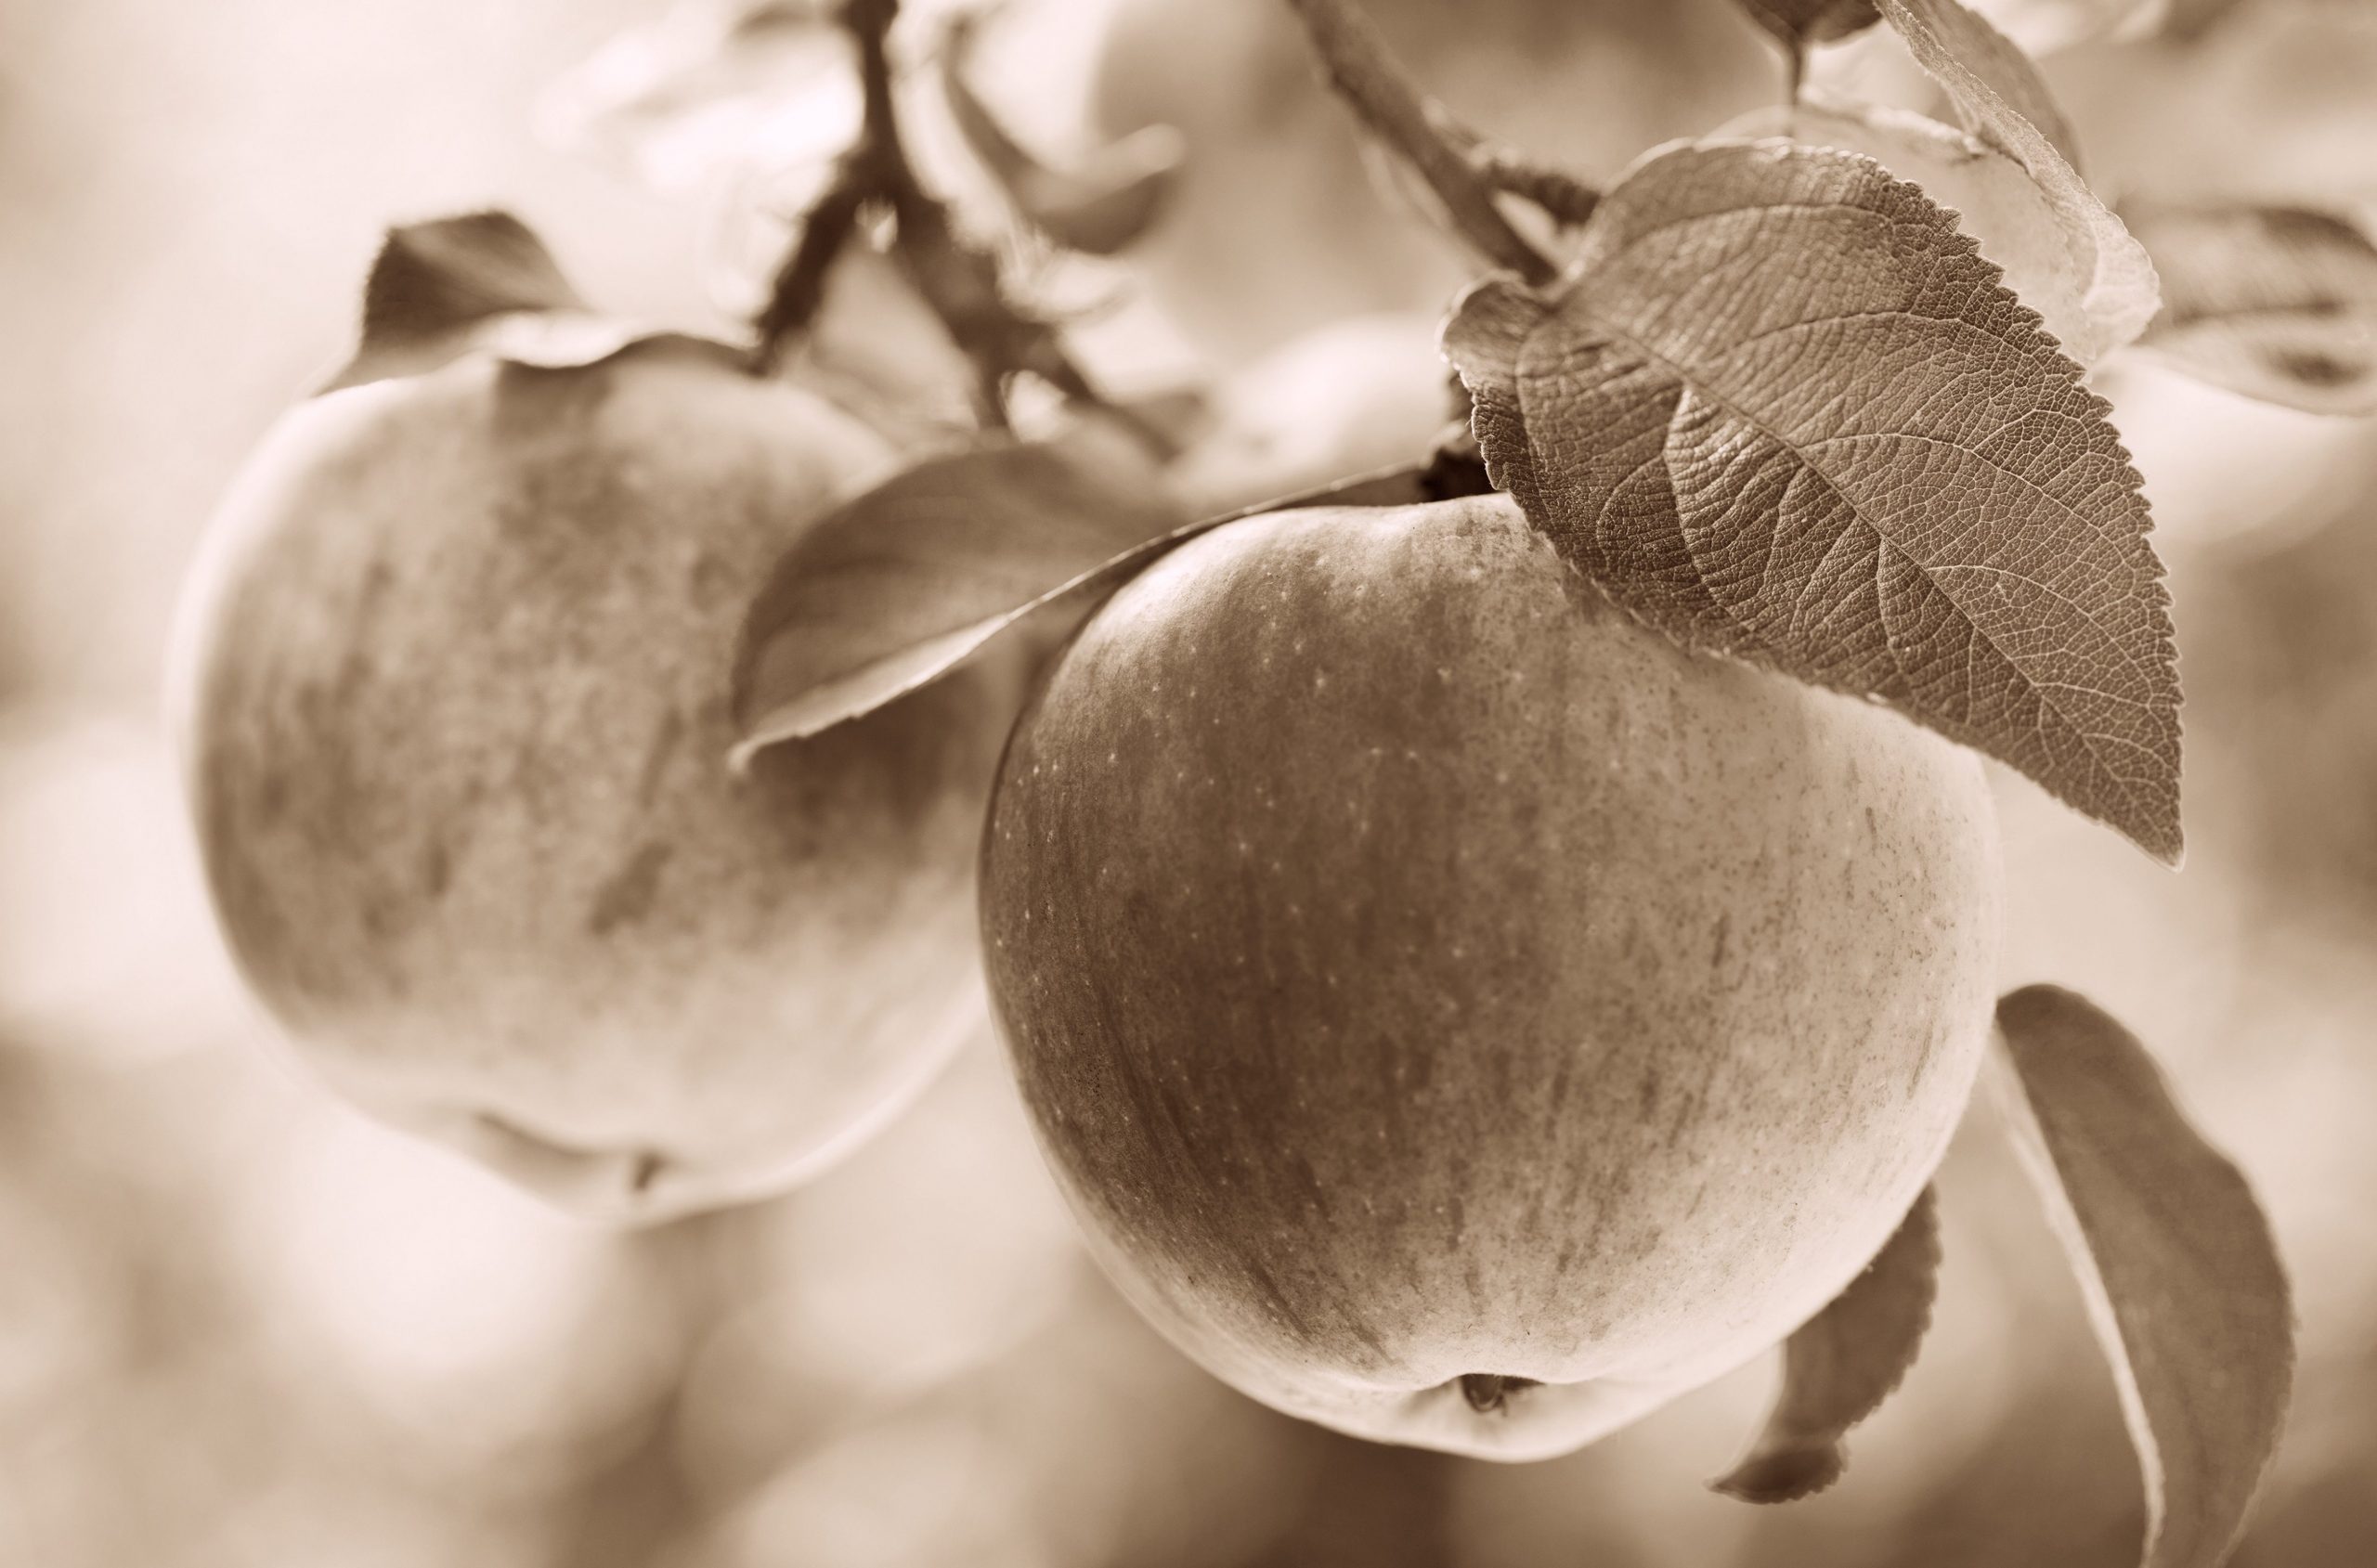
xmin=981 ymin=496 xmax=2003 ymax=1458
xmin=175 ymin=339 xmax=1022 ymax=1223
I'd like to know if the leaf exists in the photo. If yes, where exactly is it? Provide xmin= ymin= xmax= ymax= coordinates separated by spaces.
xmin=1878 ymin=0 xmax=2080 ymax=162
xmin=1445 ymin=139 xmax=2184 ymax=862
xmin=1722 ymin=94 xmax=2117 ymax=361
xmin=730 ymin=436 xmax=1428 ymax=758
xmin=1878 ymin=0 xmax=2163 ymax=356
xmin=1714 ymin=1186 xmax=1942 ymax=1504
xmin=321 ymin=212 xmax=720 ymax=394
xmin=2124 ymin=199 xmax=2377 ymax=415
xmin=1994 ymin=987 xmax=2294 ymax=1568
xmin=941 ymin=14 xmax=1184 ymax=256
xmin=1734 ymin=0 xmax=1887 ymax=47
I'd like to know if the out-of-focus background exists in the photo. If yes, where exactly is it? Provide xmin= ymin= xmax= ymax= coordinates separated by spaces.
xmin=3 ymin=0 xmax=2375 ymax=1563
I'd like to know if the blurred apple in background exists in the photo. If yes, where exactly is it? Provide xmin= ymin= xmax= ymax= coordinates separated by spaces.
xmin=175 ymin=336 xmax=1023 ymax=1224
xmin=983 ymin=496 xmax=2002 ymax=1458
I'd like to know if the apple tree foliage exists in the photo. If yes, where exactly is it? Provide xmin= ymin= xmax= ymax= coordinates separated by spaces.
xmin=227 ymin=0 xmax=2363 ymax=1560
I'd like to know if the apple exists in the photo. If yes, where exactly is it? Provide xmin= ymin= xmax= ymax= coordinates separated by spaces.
xmin=1086 ymin=0 xmax=1775 ymax=366
xmin=174 ymin=337 xmax=1024 ymax=1224
xmin=1161 ymin=311 xmax=1461 ymax=517
xmin=980 ymin=494 xmax=2003 ymax=1458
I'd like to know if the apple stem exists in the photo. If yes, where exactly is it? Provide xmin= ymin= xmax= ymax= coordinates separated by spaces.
xmin=747 ymin=0 xmax=1133 ymax=436
xmin=1280 ymin=0 xmax=1565 ymax=286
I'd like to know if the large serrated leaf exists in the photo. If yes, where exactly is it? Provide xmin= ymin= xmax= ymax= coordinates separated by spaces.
xmin=1446 ymin=139 xmax=2182 ymax=862
xmin=1713 ymin=1185 xmax=1942 ymax=1504
xmin=1994 ymin=987 xmax=2294 ymax=1568
xmin=1722 ymin=94 xmax=2117 ymax=361
xmin=2125 ymin=199 xmax=2377 ymax=415
xmin=1878 ymin=0 xmax=2162 ymax=356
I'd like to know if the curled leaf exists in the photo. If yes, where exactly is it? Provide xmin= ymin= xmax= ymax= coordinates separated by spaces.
xmin=730 ymin=434 xmax=1429 ymax=760
xmin=322 ymin=212 xmax=720 ymax=393
xmin=941 ymin=14 xmax=1184 ymax=255
xmin=1447 ymin=139 xmax=2183 ymax=862
xmin=1878 ymin=0 xmax=2082 ymax=162
xmin=1714 ymin=1186 xmax=1942 ymax=1504
xmin=2125 ymin=199 xmax=2377 ymax=414
xmin=1994 ymin=987 xmax=2294 ymax=1568
xmin=1878 ymin=0 xmax=2162 ymax=356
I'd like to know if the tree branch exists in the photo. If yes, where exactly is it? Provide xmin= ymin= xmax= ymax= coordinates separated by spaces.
xmin=1281 ymin=0 xmax=1559 ymax=285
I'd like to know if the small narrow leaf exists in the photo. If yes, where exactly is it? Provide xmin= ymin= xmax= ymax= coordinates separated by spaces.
xmin=941 ymin=15 xmax=1184 ymax=256
xmin=1734 ymin=0 xmax=1886 ymax=48
xmin=1714 ymin=1186 xmax=1942 ymax=1504
xmin=1879 ymin=0 xmax=2162 ymax=354
xmin=1446 ymin=139 xmax=2183 ymax=861
xmin=1994 ymin=987 xmax=2294 ymax=1568
xmin=730 ymin=433 xmax=1430 ymax=758
xmin=2125 ymin=199 xmax=2377 ymax=414
xmin=323 ymin=211 xmax=698 ymax=392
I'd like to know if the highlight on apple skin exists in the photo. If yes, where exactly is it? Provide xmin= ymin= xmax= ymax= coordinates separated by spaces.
xmin=174 ymin=339 xmax=1026 ymax=1224
xmin=980 ymin=494 xmax=2004 ymax=1458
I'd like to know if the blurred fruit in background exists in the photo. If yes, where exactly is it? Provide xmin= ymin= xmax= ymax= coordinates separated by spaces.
xmin=175 ymin=328 xmax=1021 ymax=1223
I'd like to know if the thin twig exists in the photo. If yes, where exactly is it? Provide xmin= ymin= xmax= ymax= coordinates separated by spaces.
xmin=747 ymin=0 xmax=1129 ymax=434
xmin=1281 ymin=0 xmax=1558 ymax=285
xmin=749 ymin=163 xmax=871 ymax=374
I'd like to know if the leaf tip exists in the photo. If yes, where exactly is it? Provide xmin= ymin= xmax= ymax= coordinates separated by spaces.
xmin=1711 ymin=1441 xmax=1849 ymax=1505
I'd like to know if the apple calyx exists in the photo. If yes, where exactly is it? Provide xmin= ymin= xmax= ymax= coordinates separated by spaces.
xmin=1458 ymin=1373 xmax=1541 ymax=1415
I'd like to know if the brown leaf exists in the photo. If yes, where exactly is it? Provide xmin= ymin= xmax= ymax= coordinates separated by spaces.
xmin=1734 ymin=0 xmax=1886 ymax=48
xmin=1878 ymin=0 xmax=2162 ymax=356
xmin=2125 ymin=199 xmax=2377 ymax=415
xmin=730 ymin=429 xmax=1430 ymax=759
xmin=1714 ymin=1186 xmax=1942 ymax=1504
xmin=1446 ymin=139 xmax=2184 ymax=862
xmin=323 ymin=211 xmax=720 ymax=393
xmin=1994 ymin=986 xmax=2295 ymax=1568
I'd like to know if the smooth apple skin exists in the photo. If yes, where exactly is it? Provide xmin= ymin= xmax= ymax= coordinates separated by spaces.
xmin=174 ymin=341 xmax=1022 ymax=1223
xmin=981 ymin=496 xmax=2002 ymax=1458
